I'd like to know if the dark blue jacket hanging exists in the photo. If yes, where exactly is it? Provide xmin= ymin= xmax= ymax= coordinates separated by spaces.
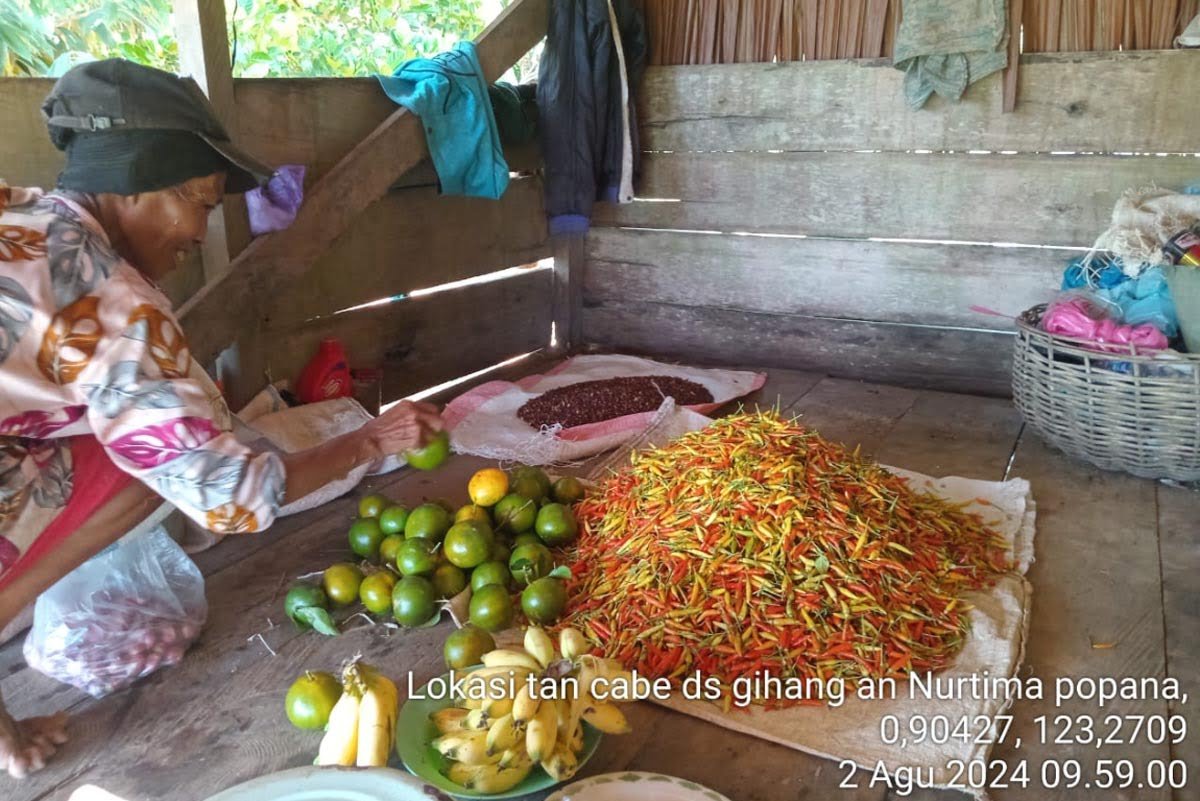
xmin=538 ymin=0 xmax=648 ymax=235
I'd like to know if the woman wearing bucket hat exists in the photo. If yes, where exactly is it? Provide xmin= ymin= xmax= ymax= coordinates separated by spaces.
xmin=0 ymin=59 xmax=443 ymax=779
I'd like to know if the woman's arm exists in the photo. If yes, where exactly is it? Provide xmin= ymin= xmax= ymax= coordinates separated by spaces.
xmin=279 ymin=400 xmax=444 ymax=505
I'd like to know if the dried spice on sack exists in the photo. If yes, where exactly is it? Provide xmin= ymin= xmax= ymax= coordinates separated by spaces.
xmin=517 ymin=376 xmax=714 ymax=429
xmin=562 ymin=411 xmax=1012 ymax=708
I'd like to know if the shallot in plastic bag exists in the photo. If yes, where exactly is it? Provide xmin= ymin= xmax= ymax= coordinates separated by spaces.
xmin=23 ymin=525 xmax=207 ymax=698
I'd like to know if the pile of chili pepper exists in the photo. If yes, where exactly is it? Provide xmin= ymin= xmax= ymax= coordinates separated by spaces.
xmin=563 ymin=410 xmax=1012 ymax=708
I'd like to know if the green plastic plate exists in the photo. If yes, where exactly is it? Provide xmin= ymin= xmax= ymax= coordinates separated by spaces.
xmin=396 ymin=671 xmax=602 ymax=799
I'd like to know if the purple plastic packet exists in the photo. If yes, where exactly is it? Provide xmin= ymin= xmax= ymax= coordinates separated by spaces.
xmin=245 ymin=164 xmax=305 ymax=236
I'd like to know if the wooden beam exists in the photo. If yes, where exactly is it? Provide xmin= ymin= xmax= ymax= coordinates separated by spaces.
xmin=550 ymin=233 xmax=585 ymax=354
xmin=585 ymin=227 xmax=1058 ymax=330
xmin=173 ymin=0 xmax=251 ymax=278
xmin=260 ymin=176 xmax=550 ymax=327
xmin=592 ymin=150 xmax=1195 ymax=247
xmin=179 ymin=0 xmax=549 ymax=366
xmin=581 ymin=298 xmax=1015 ymax=397
xmin=635 ymin=52 xmax=1200 ymax=153
xmin=1002 ymin=0 xmax=1023 ymax=112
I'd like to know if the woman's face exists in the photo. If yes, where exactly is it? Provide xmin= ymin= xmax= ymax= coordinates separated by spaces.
xmin=114 ymin=172 xmax=226 ymax=280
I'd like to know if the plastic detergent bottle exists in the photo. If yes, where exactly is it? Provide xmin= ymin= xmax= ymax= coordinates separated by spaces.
xmin=1164 ymin=229 xmax=1200 ymax=267
xmin=296 ymin=338 xmax=353 ymax=403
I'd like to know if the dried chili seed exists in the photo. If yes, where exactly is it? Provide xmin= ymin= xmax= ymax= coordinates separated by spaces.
xmin=558 ymin=410 xmax=1012 ymax=708
xmin=518 ymin=376 xmax=714 ymax=429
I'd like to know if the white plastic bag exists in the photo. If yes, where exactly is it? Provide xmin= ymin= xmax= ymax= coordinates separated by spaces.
xmin=23 ymin=525 xmax=207 ymax=698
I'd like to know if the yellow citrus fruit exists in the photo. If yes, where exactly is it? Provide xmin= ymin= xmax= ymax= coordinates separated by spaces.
xmin=455 ymin=504 xmax=492 ymax=525
xmin=323 ymin=562 xmax=364 ymax=606
xmin=468 ymin=468 xmax=510 ymax=507
xmin=359 ymin=571 xmax=397 ymax=615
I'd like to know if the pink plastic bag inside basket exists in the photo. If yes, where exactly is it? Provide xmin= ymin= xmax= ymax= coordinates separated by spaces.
xmin=1042 ymin=295 xmax=1169 ymax=352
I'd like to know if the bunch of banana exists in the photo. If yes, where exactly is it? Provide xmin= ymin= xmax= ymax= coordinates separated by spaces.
xmin=315 ymin=659 xmax=399 ymax=768
xmin=428 ymin=626 xmax=635 ymax=792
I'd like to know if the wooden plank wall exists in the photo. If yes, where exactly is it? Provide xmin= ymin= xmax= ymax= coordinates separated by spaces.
xmin=0 ymin=78 xmax=61 ymax=188
xmin=583 ymin=50 xmax=1200 ymax=396
xmin=0 ymin=77 xmax=552 ymax=406
xmin=230 ymin=78 xmax=552 ymax=406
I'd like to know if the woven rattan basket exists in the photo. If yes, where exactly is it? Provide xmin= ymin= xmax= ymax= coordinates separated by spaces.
xmin=1013 ymin=304 xmax=1200 ymax=481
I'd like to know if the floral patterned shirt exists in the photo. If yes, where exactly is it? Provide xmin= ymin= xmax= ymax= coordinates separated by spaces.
xmin=0 ymin=186 xmax=283 ymax=576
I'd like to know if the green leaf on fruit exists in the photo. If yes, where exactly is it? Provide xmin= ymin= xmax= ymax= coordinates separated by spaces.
xmin=296 ymin=606 xmax=339 ymax=636
xmin=548 ymin=566 xmax=572 ymax=580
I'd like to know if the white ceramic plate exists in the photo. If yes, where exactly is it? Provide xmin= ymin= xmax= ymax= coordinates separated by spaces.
xmin=203 ymin=766 xmax=446 ymax=801
xmin=545 ymin=772 xmax=731 ymax=801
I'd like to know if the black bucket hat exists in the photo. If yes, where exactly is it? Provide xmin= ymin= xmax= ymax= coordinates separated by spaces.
xmin=42 ymin=59 xmax=274 ymax=194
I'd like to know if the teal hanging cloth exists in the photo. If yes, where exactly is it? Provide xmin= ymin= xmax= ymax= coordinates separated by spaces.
xmin=892 ymin=0 xmax=1009 ymax=110
xmin=377 ymin=42 xmax=509 ymax=199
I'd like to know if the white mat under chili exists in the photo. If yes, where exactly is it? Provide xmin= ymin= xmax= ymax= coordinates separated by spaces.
xmin=645 ymin=467 xmax=1035 ymax=798
xmin=442 ymin=355 xmax=766 ymax=465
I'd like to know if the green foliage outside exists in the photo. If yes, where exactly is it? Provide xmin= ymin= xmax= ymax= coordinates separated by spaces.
xmin=0 ymin=0 xmax=512 ymax=78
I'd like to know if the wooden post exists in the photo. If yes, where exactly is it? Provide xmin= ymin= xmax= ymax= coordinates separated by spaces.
xmin=1003 ymin=0 xmax=1023 ymax=113
xmin=550 ymin=234 xmax=585 ymax=355
xmin=173 ymin=0 xmax=252 ymax=280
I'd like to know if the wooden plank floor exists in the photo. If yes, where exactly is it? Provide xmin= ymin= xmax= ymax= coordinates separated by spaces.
xmin=2 ymin=366 xmax=1197 ymax=801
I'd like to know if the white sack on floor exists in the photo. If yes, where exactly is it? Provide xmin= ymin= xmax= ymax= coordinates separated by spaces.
xmin=444 ymin=354 xmax=766 ymax=465
xmin=239 ymin=396 xmax=404 ymax=516
xmin=648 ymin=467 xmax=1034 ymax=798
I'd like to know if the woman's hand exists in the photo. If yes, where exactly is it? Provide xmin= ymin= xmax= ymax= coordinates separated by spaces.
xmin=280 ymin=401 xmax=446 ymax=506
xmin=359 ymin=400 xmax=444 ymax=461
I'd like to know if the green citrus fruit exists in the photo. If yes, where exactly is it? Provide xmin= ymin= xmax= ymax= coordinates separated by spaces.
xmin=285 ymin=671 xmax=342 ymax=730
xmin=405 ymin=503 xmax=452 ymax=543
xmin=283 ymin=584 xmax=327 ymax=621
xmin=379 ymin=534 xmax=405 ymax=565
xmin=444 ymin=521 xmax=495 ymax=569
xmin=455 ymin=504 xmax=492 ymax=525
xmin=348 ymin=517 xmax=385 ymax=560
xmin=432 ymin=563 xmax=469 ymax=599
xmin=511 ymin=466 xmax=550 ymax=502
xmin=493 ymin=493 xmax=537 ymax=533
xmin=379 ymin=505 xmax=410 ymax=536
xmin=512 ymin=532 xmax=541 ymax=549
xmin=535 ymin=503 xmax=579 ymax=547
xmin=444 ymin=624 xmax=496 ymax=670
xmin=283 ymin=584 xmax=337 ymax=635
xmin=405 ymin=431 xmax=450 ymax=471
xmin=358 ymin=494 xmax=391 ymax=519
xmin=396 ymin=537 xmax=439 ymax=577
xmin=359 ymin=571 xmax=397 ymax=614
xmin=323 ymin=562 xmax=364 ymax=606
xmin=490 ymin=540 xmax=512 ymax=563
xmin=470 ymin=560 xmax=511 ymax=592
xmin=468 ymin=583 xmax=514 ymax=632
xmin=521 ymin=577 xmax=568 ymax=624
xmin=392 ymin=575 xmax=437 ymax=627
xmin=552 ymin=476 xmax=586 ymax=505
xmin=508 ymin=543 xmax=553 ymax=587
